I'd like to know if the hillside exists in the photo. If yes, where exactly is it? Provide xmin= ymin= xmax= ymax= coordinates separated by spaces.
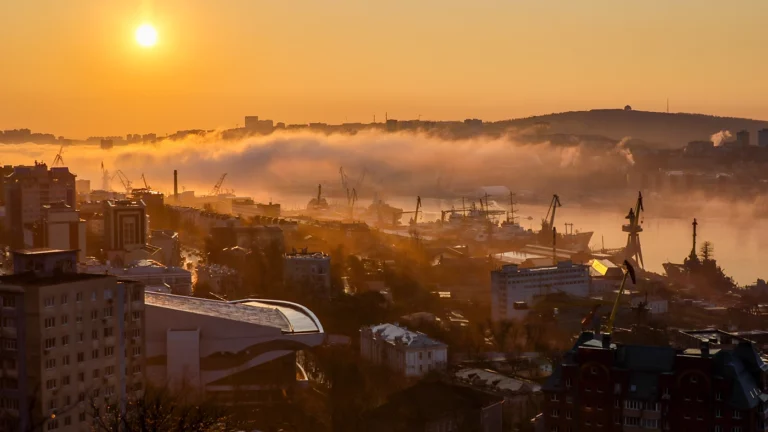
xmin=500 ymin=109 xmax=768 ymax=149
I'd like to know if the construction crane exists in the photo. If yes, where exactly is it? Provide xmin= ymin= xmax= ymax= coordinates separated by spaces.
xmin=101 ymin=162 xmax=110 ymax=191
xmin=141 ymin=173 xmax=150 ymax=189
xmin=581 ymin=304 xmax=601 ymax=331
xmin=605 ymin=260 xmax=637 ymax=335
xmin=52 ymin=145 xmax=65 ymax=167
xmin=111 ymin=170 xmax=132 ymax=194
xmin=209 ymin=173 xmax=227 ymax=196
xmin=622 ymin=191 xmax=645 ymax=268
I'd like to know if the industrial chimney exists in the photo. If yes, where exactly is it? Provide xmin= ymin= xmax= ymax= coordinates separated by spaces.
xmin=173 ymin=170 xmax=178 ymax=200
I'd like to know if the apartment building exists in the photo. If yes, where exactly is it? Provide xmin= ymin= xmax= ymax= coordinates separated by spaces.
xmin=360 ymin=323 xmax=448 ymax=377
xmin=542 ymin=332 xmax=768 ymax=432
xmin=0 ymin=248 xmax=145 ymax=432
xmin=491 ymin=261 xmax=590 ymax=321
xmin=4 ymin=163 xmax=76 ymax=248
xmin=283 ymin=249 xmax=331 ymax=296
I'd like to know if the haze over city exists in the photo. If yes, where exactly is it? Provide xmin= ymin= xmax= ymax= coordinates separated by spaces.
xmin=2 ymin=2 xmax=768 ymax=432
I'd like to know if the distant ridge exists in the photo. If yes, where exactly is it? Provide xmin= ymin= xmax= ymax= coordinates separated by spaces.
xmin=500 ymin=109 xmax=768 ymax=148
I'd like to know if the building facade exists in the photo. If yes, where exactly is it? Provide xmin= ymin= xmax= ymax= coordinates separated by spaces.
xmin=143 ymin=293 xmax=324 ymax=405
xmin=360 ymin=323 xmax=448 ymax=377
xmin=4 ymin=163 xmax=76 ymax=248
xmin=491 ymin=261 xmax=590 ymax=321
xmin=283 ymin=250 xmax=331 ymax=295
xmin=103 ymin=199 xmax=147 ymax=252
xmin=40 ymin=202 xmax=87 ymax=262
xmin=0 ymin=249 xmax=145 ymax=432
xmin=759 ymin=129 xmax=768 ymax=149
xmin=542 ymin=332 xmax=768 ymax=432
xmin=148 ymin=230 xmax=181 ymax=267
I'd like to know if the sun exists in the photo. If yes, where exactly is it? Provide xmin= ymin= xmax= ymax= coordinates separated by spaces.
xmin=135 ymin=24 xmax=158 ymax=47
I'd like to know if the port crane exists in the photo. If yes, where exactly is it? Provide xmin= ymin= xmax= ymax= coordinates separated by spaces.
xmin=347 ymin=188 xmax=358 ymax=218
xmin=605 ymin=260 xmax=637 ymax=335
xmin=540 ymin=194 xmax=562 ymax=245
xmin=52 ymin=145 xmax=65 ymax=167
xmin=141 ymin=173 xmax=150 ymax=189
xmin=622 ymin=191 xmax=645 ymax=268
xmin=111 ymin=170 xmax=132 ymax=194
xmin=394 ymin=196 xmax=422 ymax=226
xmin=209 ymin=173 xmax=227 ymax=196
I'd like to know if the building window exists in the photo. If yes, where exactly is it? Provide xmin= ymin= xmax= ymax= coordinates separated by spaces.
xmin=733 ymin=411 xmax=741 ymax=419
xmin=132 ymin=346 xmax=142 ymax=356
xmin=62 ymin=335 xmax=69 ymax=346
xmin=132 ymin=364 xmax=141 ymax=374
xmin=78 ymin=332 xmax=83 ymax=342
xmin=45 ymin=379 xmax=57 ymax=390
xmin=104 ymin=289 xmax=113 ymax=300
xmin=649 ymin=402 xmax=660 ymax=412
xmin=103 ymin=307 xmax=113 ymax=318
xmin=428 ymin=351 xmax=432 ymax=359
xmin=61 ymin=315 xmax=68 ymax=325
xmin=103 ymin=327 xmax=113 ymax=338
xmin=44 ymin=297 xmax=55 ymax=308
xmin=79 ymin=412 xmax=85 ymax=422
xmin=78 ymin=372 xmax=84 ymax=382
xmin=551 ymin=394 xmax=559 ymax=402
xmin=91 ymin=292 xmax=96 ymax=301
xmin=77 ymin=352 xmax=84 ymax=363
xmin=132 ymin=328 xmax=141 ymax=338
xmin=690 ymin=375 xmax=698 ymax=383
xmin=62 ymin=375 xmax=70 ymax=386
xmin=91 ymin=349 xmax=99 ymax=360
xmin=733 ymin=427 xmax=742 ymax=432
xmin=105 ymin=366 xmax=115 ymax=376
xmin=614 ymin=400 xmax=620 ymax=408
xmin=91 ymin=310 xmax=98 ymax=320
xmin=76 ymin=292 xmax=83 ymax=302
xmin=44 ymin=338 xmax=56 ymax=350
xmin=46 ymin=418 xmax=58 ymax=430
xmin=76 ymin=315 xmax=82 ymax=323
xmin=44 ymin=317 xmax=56 ymax=328
xmin=625 ymin=400 xmax=642 ymax=410
xmin=92 ymin=330 xmax=98 ymax=340
xmin=1 ymin=296 xmax=16 ymax=308
xmin=45 ymin=359 xmax=56 ymax=370
xmin=104 ymin=346 xmax=114 ymax=357
xmin=62 ymin=355 xmax=69 ymax=366
xmin=566 ymin=378 xmax=572 ymax=388
xmin=61 ymin=294 xmax=68 ymax=304
xmin=565 ymin=410 xmax=572 ymax=419
xmin=92 ymin=369 xmax=99 ymax=379
xmin=132 ymin=311 xmax=141 ymax=321
xmin=716 ymin=392 xmax=722 ymax=401
xmin=48 ymin=398 xmax=57 ymax=410
xmin=552 ymin=409 xmax=559 ymax=418
xmin=624 ymin=416 xmax=640 ymax=426
xmin=64 ymin=417 xmax=71 ymax=427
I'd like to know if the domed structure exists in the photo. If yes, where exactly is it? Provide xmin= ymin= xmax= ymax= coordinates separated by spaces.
xmin=624 ymin=105 xmax=632 ymax=111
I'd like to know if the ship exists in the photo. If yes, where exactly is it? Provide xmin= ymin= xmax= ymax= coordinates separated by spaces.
xmin=306 ymin=183 xmax=329 ymax=211
xmin=361 ymin=196 xmax=404 ymax=227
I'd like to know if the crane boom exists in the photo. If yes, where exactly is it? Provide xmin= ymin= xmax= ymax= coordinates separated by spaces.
xmin=209 ymin=173 xmax=227 ymax=196
xmin=544 ymin=194 xmax=562 ymax=231
xmin=141 ymin=173 xmax=150 ymax=189
xmin=605 ymin=260 xmax=636 ymax=335
xmin=111 ymin=170 xmax=132 ymax=194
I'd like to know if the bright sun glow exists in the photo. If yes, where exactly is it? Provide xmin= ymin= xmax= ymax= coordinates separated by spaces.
xmin=135 ymin=24 xmax=158 ymax=47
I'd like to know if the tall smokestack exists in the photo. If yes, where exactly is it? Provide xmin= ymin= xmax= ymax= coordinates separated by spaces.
xmin=173 ymin=170 xmax=178 ymax=199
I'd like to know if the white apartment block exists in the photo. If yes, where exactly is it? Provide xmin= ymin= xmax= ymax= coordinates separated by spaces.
xmin=491 ymin=261 xmax=590 ymax=321
xmin=360 ymin=323 xmax=448 ymax=377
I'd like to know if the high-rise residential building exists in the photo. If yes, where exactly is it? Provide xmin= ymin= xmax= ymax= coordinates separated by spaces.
xmin=360 ymin=323 xmax=448 ymax=377
xmin=736 ymin=129 xmax=751 ymax=147
xmin=758 ymin=129 xmax=768 ymax=149
xmin=283 ymin=249 xmax=331 ymax=296
xmin=542 ymin=331 xmax=768 ymax=432
xmin=143 ymin=292 xmax=324 ymax=405
xmin=491 ymin=261 xmax=590 ymax=321
xmin=4 ymin=163 xmax=76 ymax=248
xmin=75 ymin=179 xmax=91 ymax=199
xmin=0 ymin=248 xmax=145 ymax=432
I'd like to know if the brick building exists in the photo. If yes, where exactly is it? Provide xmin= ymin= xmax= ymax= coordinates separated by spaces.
xmin=542 ymin=332 xmax=768 ymax=432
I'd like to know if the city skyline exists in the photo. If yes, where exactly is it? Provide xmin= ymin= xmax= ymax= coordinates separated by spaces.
xmin=1 ymin=1 xmax=767 ymax=136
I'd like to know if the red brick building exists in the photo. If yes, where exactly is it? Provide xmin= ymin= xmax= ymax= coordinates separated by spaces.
xmin=542 ymin=332 xmax=768 ymax=432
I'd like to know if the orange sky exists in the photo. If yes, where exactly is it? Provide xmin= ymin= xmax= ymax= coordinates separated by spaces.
xmin=1 ymin=1 xmax=767 ymax=137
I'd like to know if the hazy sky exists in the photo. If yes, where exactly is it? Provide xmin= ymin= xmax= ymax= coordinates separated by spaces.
xmin=1 ymin=1 xmax=766 ymax=137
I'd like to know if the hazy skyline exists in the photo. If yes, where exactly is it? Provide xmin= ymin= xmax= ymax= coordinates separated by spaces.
xmin=2 ymin=0 xmax=767 ymax=137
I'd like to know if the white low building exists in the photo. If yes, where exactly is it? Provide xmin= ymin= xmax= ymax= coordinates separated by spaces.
xmin=360 ymin=323 xmax=448 ymax=377
xmin=491 ymin=261 xmax=590 ymax=321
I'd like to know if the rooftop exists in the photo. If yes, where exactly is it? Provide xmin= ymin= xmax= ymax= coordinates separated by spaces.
xmin=455 ymin=368 xmax=541 ymax=394
xmin=0 ymin=271 xmax=109 ymax=287
xmin=145 ymin=292 xmax=322 ymax=334
xmin=13 ymin=248 xmax=78 ymax=256
xmin=365 ymin=323 xmax=446 ymax=348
